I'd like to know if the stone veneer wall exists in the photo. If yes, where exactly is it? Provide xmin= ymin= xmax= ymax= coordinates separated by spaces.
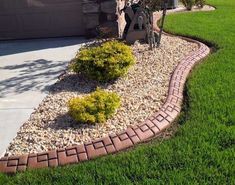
xmin=82 ymin=0 xmax=126 ymax=38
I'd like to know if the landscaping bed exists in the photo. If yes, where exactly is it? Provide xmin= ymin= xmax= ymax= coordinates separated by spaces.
xmin=5 ymin=35 xmax=198 ymax=156
xmin=1 ymin=0 xmax=235 ymax=184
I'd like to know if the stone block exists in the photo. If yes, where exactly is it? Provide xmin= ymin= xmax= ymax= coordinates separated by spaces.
xmin=118 ymin=0 xmax=125 ymax=11
xmin=107 ymin=13 xmax=118 ymax=21
xmin=101 ymin=1 xmax=117 ymax=14
xmin=98 ymin=22 xmax=119 ymax=37
xmin=85 ymin=28 xmax=99 ymax=38
xmin=83 ymin=3 xmax=100 ymax=13
xmin=117 ymin=11 xmax=126 ymax=37
xmin=84 ymin=14 xmax=99 ymax=29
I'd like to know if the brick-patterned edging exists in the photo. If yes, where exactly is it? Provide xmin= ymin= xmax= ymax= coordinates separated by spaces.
xmin=0 ymin=39 xmax=210 ymax=174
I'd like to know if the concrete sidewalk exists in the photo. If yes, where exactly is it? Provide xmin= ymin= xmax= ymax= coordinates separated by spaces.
xmin=0 ymin=37 xmax=86 ymax=156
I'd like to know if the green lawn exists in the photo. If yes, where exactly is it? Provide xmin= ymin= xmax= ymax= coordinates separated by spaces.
xmin=1 ymin=0 xmax=234 ymax=184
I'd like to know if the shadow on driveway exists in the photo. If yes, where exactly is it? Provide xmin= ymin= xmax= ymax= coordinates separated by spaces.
xmin=0 ymin=59 xmax=68 ymax=98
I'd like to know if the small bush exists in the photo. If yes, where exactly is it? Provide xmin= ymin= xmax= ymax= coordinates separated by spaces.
xmin=68 ymin=89 xmax=120 ymax=124
xmin=72 ymin=41 xmax=135 ymax=82
xmin=181 ymin=0 xmax=206 ymax=10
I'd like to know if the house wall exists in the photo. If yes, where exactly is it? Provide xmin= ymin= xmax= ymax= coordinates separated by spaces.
xmin=82 ymin=0 xmax=126 ymax=38
xmin=0 ymin=0 xmax=126 ymax=40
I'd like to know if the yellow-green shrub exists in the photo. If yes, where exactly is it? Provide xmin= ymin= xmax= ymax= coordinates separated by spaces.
xmin=68 ymin=89 xmax=120 ymax=124
xmin=72 ymin=41 xmax=135 ymax=82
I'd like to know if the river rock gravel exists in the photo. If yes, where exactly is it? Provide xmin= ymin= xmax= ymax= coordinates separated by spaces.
xmin=5 ymin=35 xmax=199 ymax=156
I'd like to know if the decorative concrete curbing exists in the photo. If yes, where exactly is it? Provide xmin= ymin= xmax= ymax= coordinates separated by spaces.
xmin=0 ymin=37 xmax=210 ymax=174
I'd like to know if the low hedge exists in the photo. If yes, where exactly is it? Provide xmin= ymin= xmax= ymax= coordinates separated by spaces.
xmin=72 ymin=41 xmax=135 ymax=82
xmin=68 ymin=89 xmax=120 ymax=124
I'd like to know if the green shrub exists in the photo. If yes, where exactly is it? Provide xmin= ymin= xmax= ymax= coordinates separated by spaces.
xmin=72 ymin=41 xmax=135 ymax=82
xmin=181 ymin=0 xmax=206 ymax=10
xmin=68 ymin=89 xmax=120 ymax=124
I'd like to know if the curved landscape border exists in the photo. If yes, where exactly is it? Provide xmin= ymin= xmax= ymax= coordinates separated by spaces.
xmin=0 ymin=18 xmax=211 ymax=175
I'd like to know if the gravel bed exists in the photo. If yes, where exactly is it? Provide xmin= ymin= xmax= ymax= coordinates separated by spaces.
xmin=5 ymin=35 xmax=199 ymax=156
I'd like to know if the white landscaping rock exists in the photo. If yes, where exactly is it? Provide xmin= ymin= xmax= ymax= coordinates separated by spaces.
xmin=5 ymin=35 xmax=198 ymax=156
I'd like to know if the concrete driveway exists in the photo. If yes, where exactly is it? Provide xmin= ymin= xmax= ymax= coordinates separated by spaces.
xmin=0 ymin=37 xmax=86 ymax=156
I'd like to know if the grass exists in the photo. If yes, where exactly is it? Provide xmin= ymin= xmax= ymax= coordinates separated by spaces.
xmin=0 ymin=0 xmax=235 ymax=184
